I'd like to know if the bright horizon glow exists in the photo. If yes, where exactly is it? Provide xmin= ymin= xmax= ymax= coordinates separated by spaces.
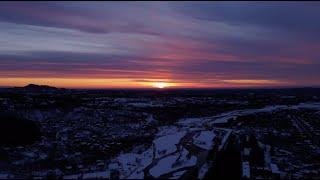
xmin=0 ymin=77 xmax=299 ymax=89
xmin=152 ymin=82 xmax=169 ymax=89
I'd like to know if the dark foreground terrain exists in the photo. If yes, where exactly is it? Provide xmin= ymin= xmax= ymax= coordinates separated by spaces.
xmin=0 ymin=85 xmax=320 ymax=179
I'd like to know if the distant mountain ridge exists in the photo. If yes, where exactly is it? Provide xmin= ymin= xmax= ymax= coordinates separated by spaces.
xmin=24 ymin=84 xmax=57 ymax=89
xmin=14 ymin=84 xmax=66 ymax=92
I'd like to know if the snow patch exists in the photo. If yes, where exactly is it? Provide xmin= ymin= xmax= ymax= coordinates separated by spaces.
xmin=149 ymin=148 xmax=197 ymax=178
xmin=192 ymin=131 xmax=216 ymax=150
xmin=153 ymin=131 xmax=186 ymax=159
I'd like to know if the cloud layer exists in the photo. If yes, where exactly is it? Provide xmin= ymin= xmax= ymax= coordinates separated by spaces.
xmin=0 ymin=2 xmax=319 ymax=88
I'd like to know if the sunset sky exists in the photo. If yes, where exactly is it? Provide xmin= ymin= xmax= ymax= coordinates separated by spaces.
xmin=0 ymin=2 xmax=320 ymax=89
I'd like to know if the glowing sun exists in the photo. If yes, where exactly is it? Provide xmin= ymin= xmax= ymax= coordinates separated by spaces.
xmin=152 ymin=82 xmax=169 ymax=89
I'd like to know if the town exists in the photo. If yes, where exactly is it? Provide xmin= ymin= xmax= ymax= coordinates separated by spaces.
xmin=0 ymin=85 xmax=320 ymax=179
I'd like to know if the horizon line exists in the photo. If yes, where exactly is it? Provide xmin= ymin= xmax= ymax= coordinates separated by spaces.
xmin=1 ymin=84 xmax=320 ymax=91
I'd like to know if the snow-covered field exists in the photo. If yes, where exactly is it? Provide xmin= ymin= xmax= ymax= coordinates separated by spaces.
xmin=193 ymin=131 xmax=216 ymax=150
xmin=62 ymin=102 xmax=320 ymax=179
xmin=179 ymin=102 xmax=320 ymax=127
xmin=116 ymin=149 xmax=153 ymax=178
xmin=170 ymin=170 xmax=187 ymax=179
xmin=98 ymin=122 xmax=231 ymax=179
xmin=63 ymin=170 xmax=110 ymax=179
xmin=153 ymin=131 xmax=186 ymax=159
xmin=198 ymin=163 xmax=210 ymax=179
xmin=149 ymin=148 xmax=196 ymax=178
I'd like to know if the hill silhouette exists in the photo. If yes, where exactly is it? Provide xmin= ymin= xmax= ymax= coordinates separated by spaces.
xmin=13 ymin=84 xmax=66 ymax=92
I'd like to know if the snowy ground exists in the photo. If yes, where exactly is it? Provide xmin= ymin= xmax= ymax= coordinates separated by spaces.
xmin=170 ymin=170 xmax=187 ymax=179
xmin=101 ymin=123 xmax=231 ymax=179
xmin=149 ymin=148 xmax=197 ymax=178
xmin=192 ymin=131 xmax=216 ymax=150
xmin=198 ymin=163 xmax=210 ymax=179
xmin=63 ymin=170 xmax=110 ymax=179
xmin=116 ymin=148 xmax=153 ymax=179
xmin=153 ymin=131 xmax=186 ymax=159
xmin=179 ymin=102 xmax=320 ymax=127
xmin=64 ymin=102 xmax=320 ymax=179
